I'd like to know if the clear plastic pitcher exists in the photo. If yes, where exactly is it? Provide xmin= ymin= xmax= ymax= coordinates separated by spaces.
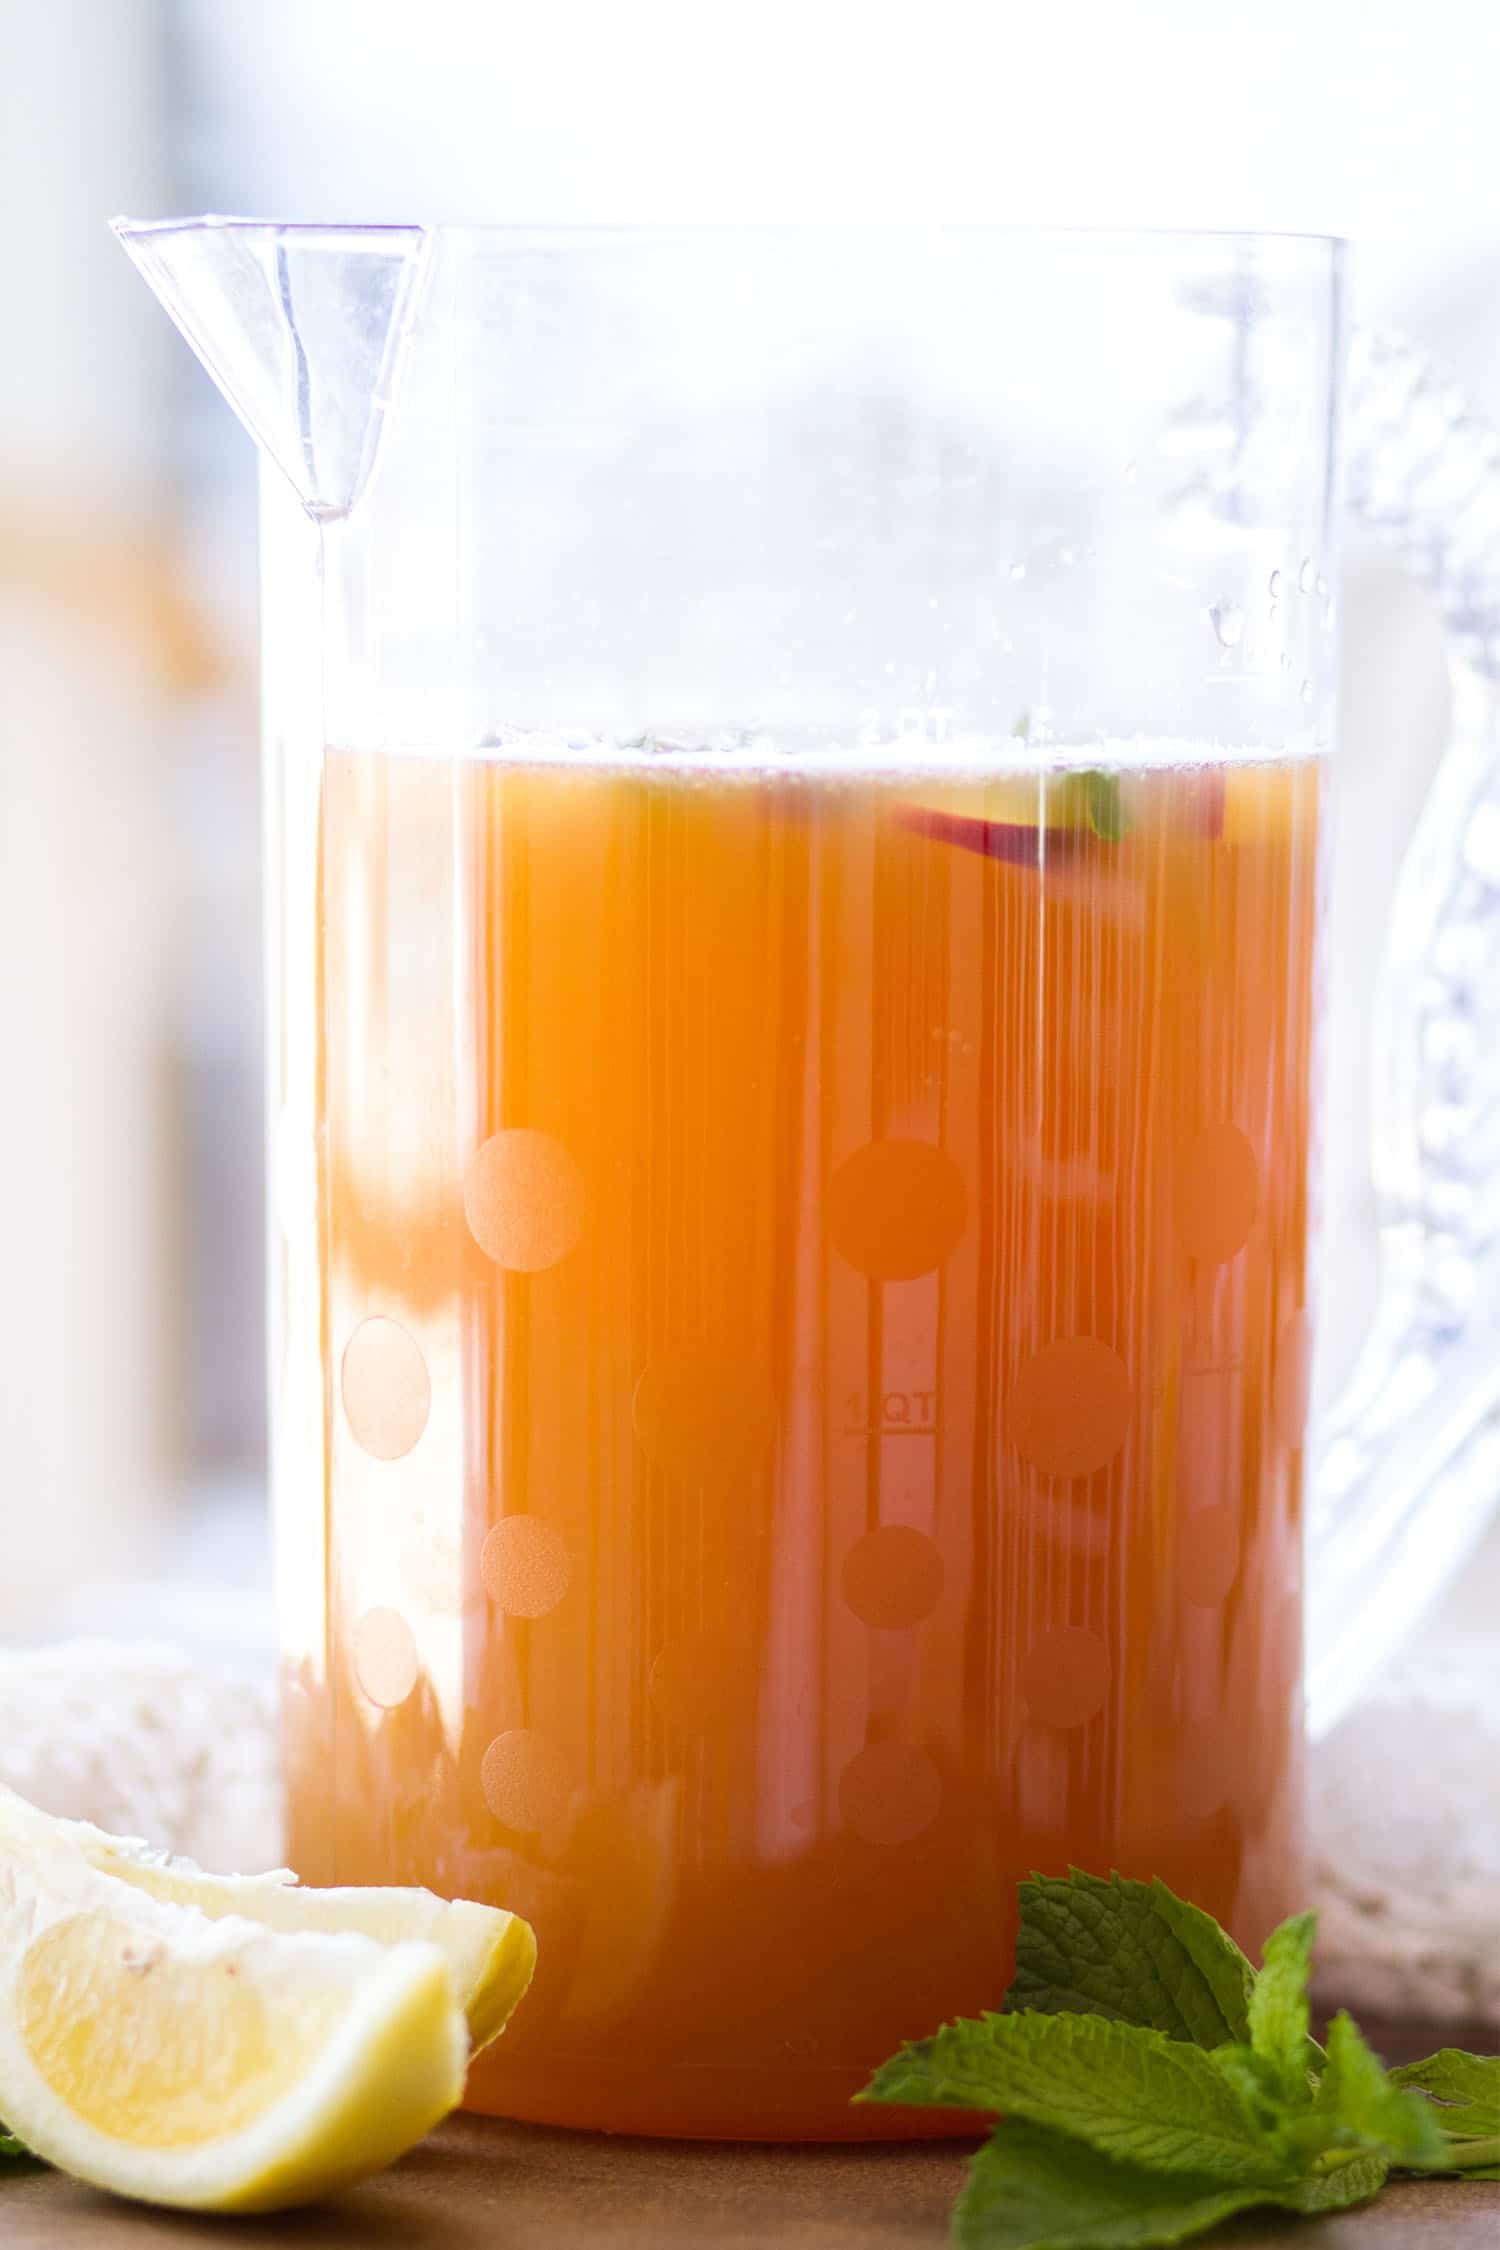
xmin=116 ymin=221 xmax=1500 ymax=2140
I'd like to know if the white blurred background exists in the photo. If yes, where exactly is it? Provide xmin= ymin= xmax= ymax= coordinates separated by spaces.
xmin=0 ymin=0 xmax=1493 ymax=1649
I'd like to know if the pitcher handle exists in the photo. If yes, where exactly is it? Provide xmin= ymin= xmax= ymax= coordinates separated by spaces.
xmin=1307 ymin=330 xmax=1500 ymax=1736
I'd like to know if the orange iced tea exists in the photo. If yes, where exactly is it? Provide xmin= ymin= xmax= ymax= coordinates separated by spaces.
xmin=272 ymin=742 xmax=1320 ymax=2139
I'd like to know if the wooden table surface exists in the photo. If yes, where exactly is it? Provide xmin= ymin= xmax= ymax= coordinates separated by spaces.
xmin=9 ymin=2112 xmax=1499 ymax=2249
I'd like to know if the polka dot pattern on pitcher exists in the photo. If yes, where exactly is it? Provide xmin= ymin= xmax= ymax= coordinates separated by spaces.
xmin=352 ymin=1608 xmax=420 ymax=1709
xmin=827 ymin=1138 xmax=967 ymax=1280
xmin=1176 ymin=1122 xmax=1259 ymax=1263
xmin=481 ymin=1516 xmax=572 ymax=1618
xmin=464 ymin=1128 xmax=585 ymax=1272
xmin=838 ymin=1743 xmax=943 ymax=1845
xmin=1009 ymin=1339 xmax=1131 ymax=1478
xmin=481 ymin=1729 xmax=571 ymax=1833
xmin=341 ymin=1317 xmax=431 ymax=1461
xmin=840 ymin=1525 xmax=944 ymax=1629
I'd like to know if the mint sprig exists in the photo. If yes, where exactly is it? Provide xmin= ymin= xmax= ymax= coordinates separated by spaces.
xmin=954 ymin=2126 xmax=1388 ymax=2250
xmin=1390 ymin=2050 xmax=1500 ymax=2176
xmin=860 ymin=1870 xmax=1498 ymax=2249
xmin=1244 ymin=1909 xmax=1319 ymax=2103
xmin=1002 ymin=1870 xmax=1252 ymax=2047
xmin=863 ymin=2012 xmax=1283 ymax=2182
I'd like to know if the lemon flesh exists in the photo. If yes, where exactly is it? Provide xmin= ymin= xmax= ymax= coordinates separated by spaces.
xmin=0 ymin=1784 xmax=535 ymax=2212
xmin=0 ymin=1783 xmax=534 ymax=2056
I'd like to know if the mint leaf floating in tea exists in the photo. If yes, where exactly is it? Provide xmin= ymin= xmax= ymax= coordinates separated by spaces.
xmin=1077 ymin=769 xmax=1129 ymax=842
xmin=860 ymin=1869 xmax=1500 ymax=2249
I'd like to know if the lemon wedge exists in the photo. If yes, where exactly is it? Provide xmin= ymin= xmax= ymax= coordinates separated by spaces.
xmin=0 ymin=1783 xmax=535 ymax=2211
xmin=0 ymin=1787 xmax=535 ymax=2056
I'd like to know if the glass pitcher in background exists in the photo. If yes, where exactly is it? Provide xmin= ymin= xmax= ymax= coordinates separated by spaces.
xmin=116 ymin=222 xmax=1500 ymax=2141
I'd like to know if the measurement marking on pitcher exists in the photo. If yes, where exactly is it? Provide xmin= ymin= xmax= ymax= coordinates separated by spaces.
xmin=842 ymin=1390 xmax=939 ymax=1436
xmin=842 ymin=1427 xmax=940 ymax=1438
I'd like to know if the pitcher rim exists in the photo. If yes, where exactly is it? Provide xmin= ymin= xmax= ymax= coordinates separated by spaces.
xmin=111 ymin=213 xmax=1348 ymax=257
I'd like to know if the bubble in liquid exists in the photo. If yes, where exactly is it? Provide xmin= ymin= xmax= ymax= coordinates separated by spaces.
xmin=1209 ymin=599 xmax=1244 ymax=649
xmin=1300 ymin=679 xmax=1314 ymax=707
xmin=1268 ymin=569 xmax=1282 ymax=599
xmin=1299 ymin=557 xmax=1317 ymax=594
xmin=1009 ymin=562 xmax=1027 ymax=582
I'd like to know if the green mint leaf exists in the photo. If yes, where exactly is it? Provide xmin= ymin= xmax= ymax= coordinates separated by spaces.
xmin=1389 ymin=2049 xmax=1500 ymax=2145
xmin=0 ymin=2126 xmax=35 ymax=2163
xmin=1246 ymin=1911 xmax=1318 ymax=2100
xmin=953 ymin=2124 xmax=1386 ymax=2250
xmin=863 ymin=1873 xmax=1472 ymax=2247
xmin=1209 ymin=2042 xmax=1299 ymax=2147
xmin=1307 ymin=2012 xmax=1450 ymax=2170
xmin=1079 ymin=770 xmax=1129 ymax=842
xmin=1278 ymin=2150 xmax=1390 ymax=2212
xmin=1003 ymin=1870 xmax=1253 ymax=2048
xmin=954 ymin=2123 xmax=1275 ymax=2250
xmin=860 ymin=2010 xmax=1287 ymax=2183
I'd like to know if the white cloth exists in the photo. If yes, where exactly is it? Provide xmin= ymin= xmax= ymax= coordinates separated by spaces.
xmin=0 ymin=1640 xmax=279 ymax=1875
xmin=1309 ymin=1547 xmax=1500 ymax=2029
